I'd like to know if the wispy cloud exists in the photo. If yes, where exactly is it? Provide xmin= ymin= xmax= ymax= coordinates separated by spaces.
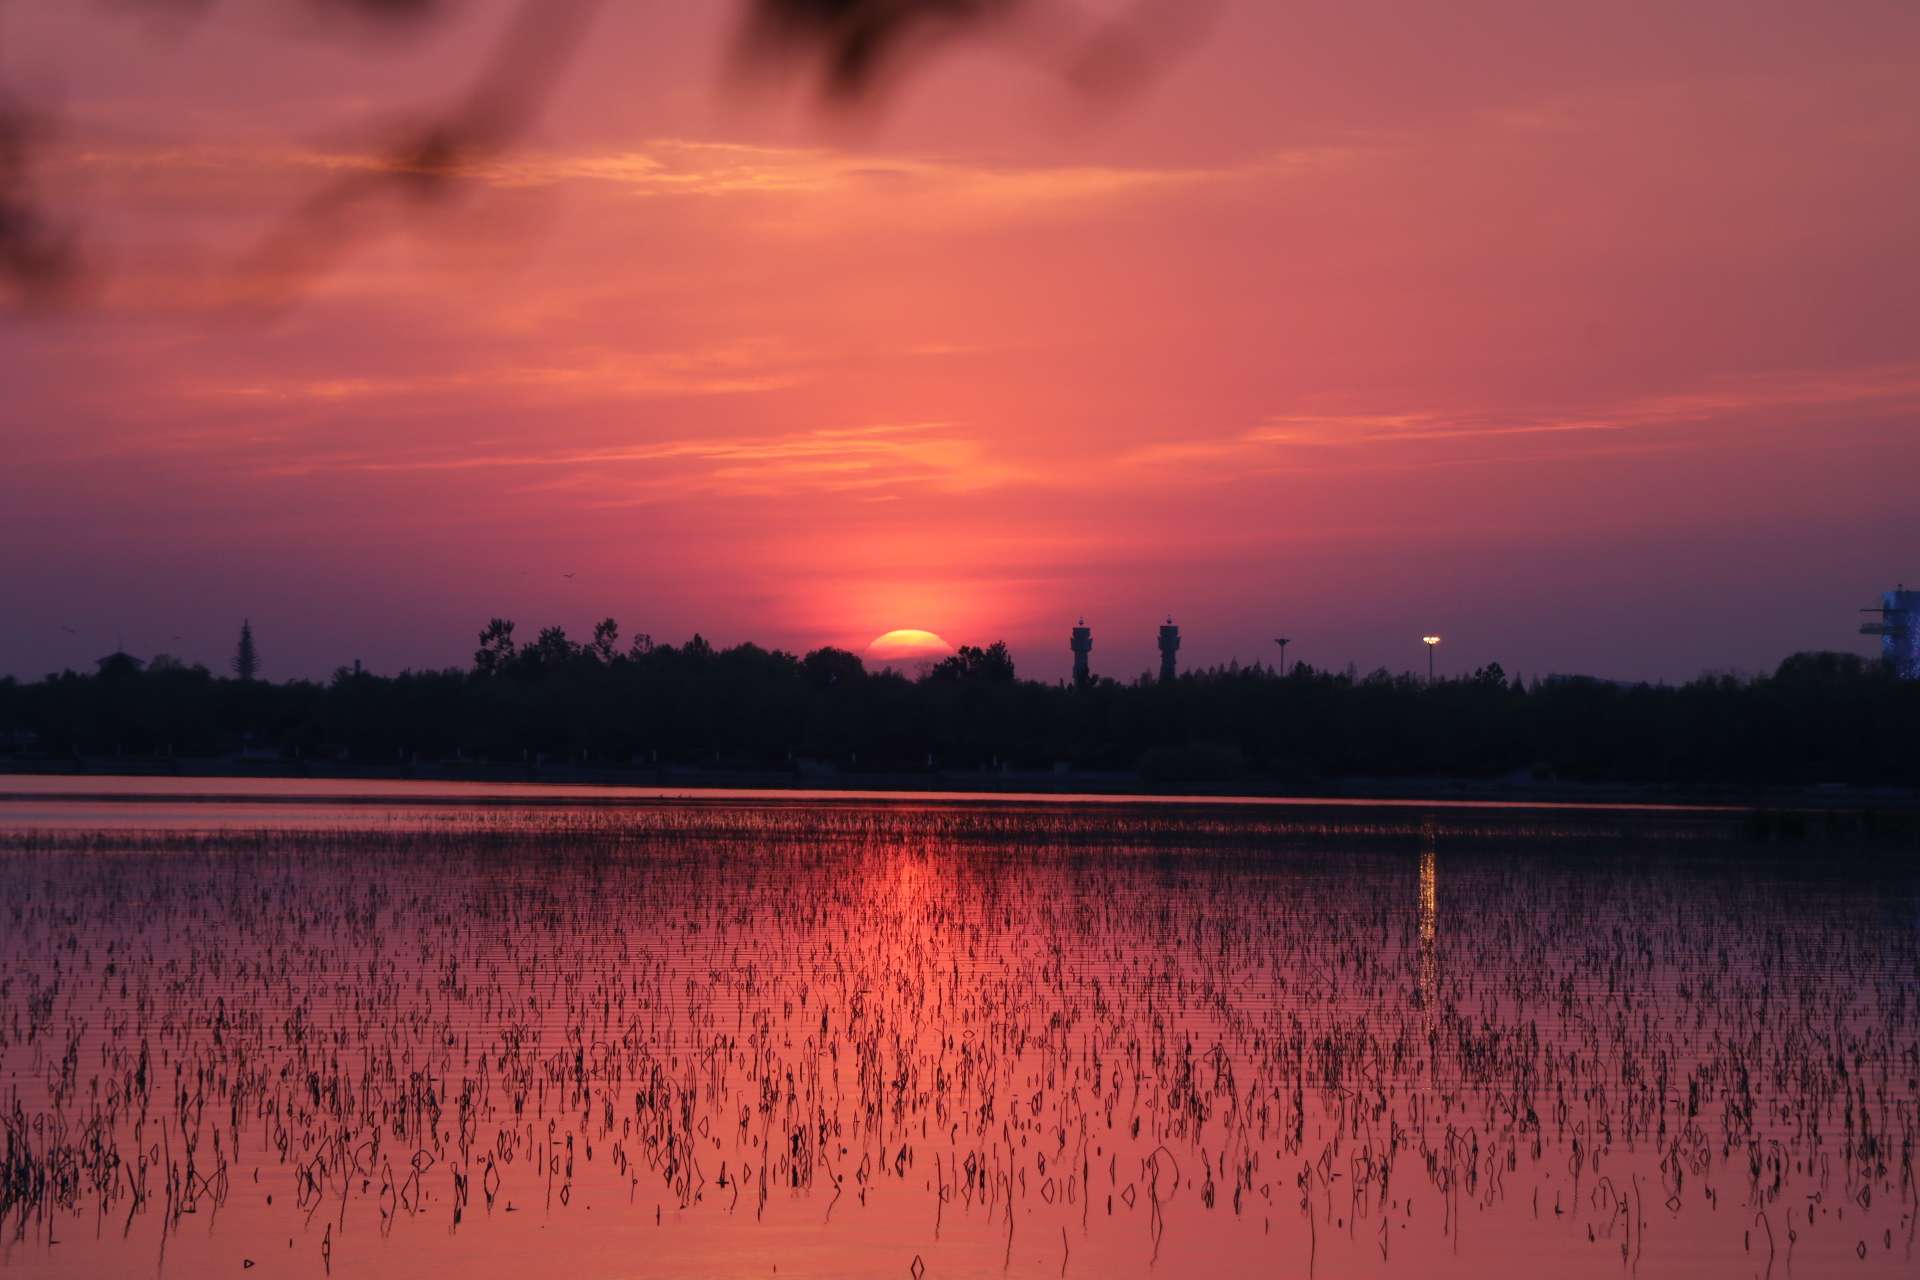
xmin=1116 ymin=364 xmax=1920 ymax=477
xmin=171 ymin=361 xmax=1920 ymax=509
xmin=37 ymin=132 xmax=1335 ymax=312
xmin=480 ymin=138 xmax=1258 ymax=215
xmin=264 ymin=420 xmax=1030 ymax=501
xmin=58 ymin=134 xmax=1350 ymax=224
xmin=189 ymin=342 xmax=810 ymax=405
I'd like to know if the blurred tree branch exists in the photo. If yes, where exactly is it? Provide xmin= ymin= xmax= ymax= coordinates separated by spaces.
xmin=0 ymin=0 xmax=1217 ymax=308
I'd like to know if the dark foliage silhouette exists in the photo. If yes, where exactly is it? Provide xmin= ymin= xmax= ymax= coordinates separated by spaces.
xmin=737 ymin=0 xmax=1023 ymax=98
xmin=736 ymin=0 xmax=1221 ymax=99
xmin=0 ymin=0 xmax=1215 ymax=306
xmin=473 ymin=616 xmax=516 ymax=675
xmin=3 ymin=622 xmax=1914 ymax=788
xmin=231 ymin=618 xmax=260 ymax=681
xmin=0 ymin=95 xmax=77 ymax=304
xmin=237 ymin=0 xmax=606 ymax=307
xmin=927 ymin=640 xmax=1017 ymax=682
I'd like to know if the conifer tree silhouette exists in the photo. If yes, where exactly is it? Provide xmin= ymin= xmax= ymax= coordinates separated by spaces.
xmin=232 ymin=620 xmax=259 ymax=682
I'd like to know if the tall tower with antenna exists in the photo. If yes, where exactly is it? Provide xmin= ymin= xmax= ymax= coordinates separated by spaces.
xmin=1158 ymin=617 xmax=1181 ymax=683
xmin=1070 ymin=618 xmax=1093 ymax=687
xmin=1861 ymin=584 xmax=1919 ymax=679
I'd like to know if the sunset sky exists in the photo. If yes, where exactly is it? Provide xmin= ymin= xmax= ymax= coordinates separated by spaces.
xmin=3 ymin=1 xmax=1917 ymax=684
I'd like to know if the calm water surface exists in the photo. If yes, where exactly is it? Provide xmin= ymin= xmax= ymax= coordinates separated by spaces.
xmin=0 ymin=780 xmax=1914 ymax=1277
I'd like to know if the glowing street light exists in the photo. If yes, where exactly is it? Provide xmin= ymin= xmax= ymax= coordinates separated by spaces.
xmin=1421 ymin=635 xmax=1442 ymax=684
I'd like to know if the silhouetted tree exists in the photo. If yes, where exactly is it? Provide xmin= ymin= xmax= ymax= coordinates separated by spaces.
xmin=3 ymin=632 xmax=1913 ymax=788
xmin=518 ymin=626 xmax=577 ymax=675
xmin=232 ymin=620 xmax=259 ymax=681
xmin=591 ymin=618 xmax=620 ymax=664
xmin=928 ymin=641 xmax=1016 ymax=683
xmin=474 ymin=618 xmax=517 ymax=675
xmin=803 ymin=646 xmax=866 ymax=688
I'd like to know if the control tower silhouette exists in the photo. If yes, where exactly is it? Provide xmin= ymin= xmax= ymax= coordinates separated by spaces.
xmin=1157 ymin=617 xmax=1180 ymax=683
xmin=1070 ymin=619 xmax=1093 ymax=687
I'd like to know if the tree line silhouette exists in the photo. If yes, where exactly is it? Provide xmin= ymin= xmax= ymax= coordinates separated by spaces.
xmin=2 ymin=618 xmax=1915 ymax=789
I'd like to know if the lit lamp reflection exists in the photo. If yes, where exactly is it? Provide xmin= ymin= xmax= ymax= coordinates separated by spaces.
xmin=1417 ymin=822 xmax=1437 ymax=1019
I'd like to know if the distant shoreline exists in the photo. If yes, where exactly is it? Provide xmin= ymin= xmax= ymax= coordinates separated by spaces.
xmin=4 ymin=759 xmax=1917 ymax=813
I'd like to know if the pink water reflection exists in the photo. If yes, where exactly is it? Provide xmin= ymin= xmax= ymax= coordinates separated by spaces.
xmin=0 ymin=793 xmax=1911 ymax=1278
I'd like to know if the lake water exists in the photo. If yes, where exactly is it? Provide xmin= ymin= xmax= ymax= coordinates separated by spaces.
xmin=0 ymin=778 xmax=1914 ymax=1277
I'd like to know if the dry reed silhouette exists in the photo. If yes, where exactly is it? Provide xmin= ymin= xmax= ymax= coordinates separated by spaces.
xmin=0 ymin=796 xmax=1914 ymax=1275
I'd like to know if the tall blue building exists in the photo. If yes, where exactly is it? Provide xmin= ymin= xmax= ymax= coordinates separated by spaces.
xmin=1861 ymin=586 xmax=1920 ymax=679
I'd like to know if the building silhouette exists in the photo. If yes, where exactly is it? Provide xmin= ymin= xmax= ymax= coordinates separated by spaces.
xmin=1862 ymin=585 xmax=1920 ymax=679
xmin=1158 ymin=617 xmax=1180 ymax=683
xmin=1070 ymin=618 xmax=1093 ymax=687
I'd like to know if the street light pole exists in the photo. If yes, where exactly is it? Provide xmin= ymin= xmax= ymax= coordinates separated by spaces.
xmin=1422 ymin=635 xmax=1441 ymax=685
xmin=1273 ymin=637 xmax=1291 ymax=675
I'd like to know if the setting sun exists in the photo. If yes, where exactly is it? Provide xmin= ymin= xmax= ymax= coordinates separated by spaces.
xmin=863 ymin=629 xmax=954 ymax=669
